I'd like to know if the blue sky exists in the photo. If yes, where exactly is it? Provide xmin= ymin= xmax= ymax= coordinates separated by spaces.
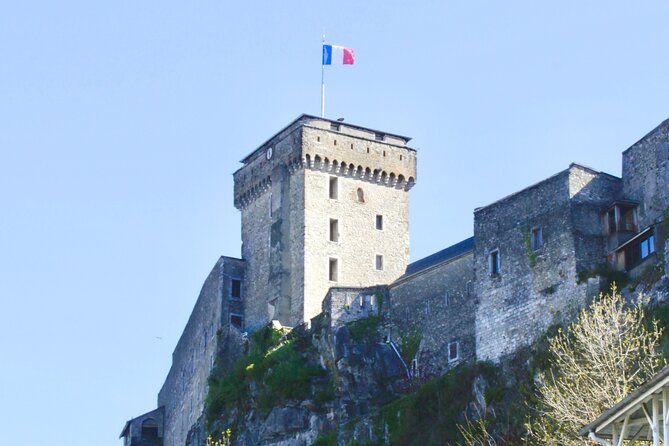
xmin=1 ymin=2 xmax=669 ymax=445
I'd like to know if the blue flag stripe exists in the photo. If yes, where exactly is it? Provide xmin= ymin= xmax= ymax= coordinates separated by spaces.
xmin=322 ymin=45 xmax=332 ymax=65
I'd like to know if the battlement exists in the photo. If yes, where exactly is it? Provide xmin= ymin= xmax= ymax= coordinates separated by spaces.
xmin=233 ymin=115 xmax=416 ymax=209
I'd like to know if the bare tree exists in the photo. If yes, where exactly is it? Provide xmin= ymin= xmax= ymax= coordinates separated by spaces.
xmin=527 ymin=287 xmax=665 ymax=445
xmin=458 ymin=416 xmax=499 ymax=446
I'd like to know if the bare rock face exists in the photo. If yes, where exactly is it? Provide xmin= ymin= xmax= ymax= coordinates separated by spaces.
xmin=210 ymin=322 xmax=407 ymax=445
xmin=259 ymin=406 xmax=310 ymax=440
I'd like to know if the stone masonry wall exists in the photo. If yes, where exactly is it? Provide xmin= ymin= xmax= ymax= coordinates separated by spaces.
xmin=157 ymin=257 xmax=245 ymax=446
xmin=302 ymin=168 xmax=410 ymax=323
xmin=235 ymin=116 xmax=416 ymax=329
xmin=622 ymin=119 xmax=669 ymax=231
xmin=322 ymin=287 xmax=383 ymax=330
xmin=240 ymin=191 xmax=273 ymax=330
xmin=568 ymin=166 xmax=622 ymax=272
xmin=474 ymin=166 xmax=606 ymax=361
xmin=388 ymin=249 xmax=475 ymax=378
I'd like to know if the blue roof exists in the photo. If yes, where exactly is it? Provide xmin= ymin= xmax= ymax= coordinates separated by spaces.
xmin=401 ymin=236 xmax=474 ymax=278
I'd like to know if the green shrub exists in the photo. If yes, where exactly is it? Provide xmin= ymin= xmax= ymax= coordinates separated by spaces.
xmin=347 ymin=316 xmax=381 ymax=343
xmin=312 ymin=432 xmax=337 ymax=446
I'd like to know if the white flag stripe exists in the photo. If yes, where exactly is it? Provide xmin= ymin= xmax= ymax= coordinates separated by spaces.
xmin=331 ymin=46 xmax=344 ymax=64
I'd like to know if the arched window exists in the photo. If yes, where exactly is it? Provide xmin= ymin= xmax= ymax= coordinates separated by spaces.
xmin=357 ymin=188 xmax=365 ymax=203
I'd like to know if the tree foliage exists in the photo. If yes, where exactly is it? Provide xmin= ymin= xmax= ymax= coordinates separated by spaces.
xmin=527 ymin=287 xmax=665 ymax=445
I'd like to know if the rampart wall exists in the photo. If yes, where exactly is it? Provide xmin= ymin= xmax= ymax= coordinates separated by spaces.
xmin=157 ymin=257 xmax=245 ymax=446
xmin=387 ymin=239 xmax=475 ymax=377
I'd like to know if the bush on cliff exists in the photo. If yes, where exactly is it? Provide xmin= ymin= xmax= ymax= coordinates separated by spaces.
xmin=527 ymin=288 xmax=665 ymax=445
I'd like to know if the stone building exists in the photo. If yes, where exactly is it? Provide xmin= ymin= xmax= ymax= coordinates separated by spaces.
xmin=473 ymin=164 xmax=620 ymax=360
xmin=121 ymin=116 xmax=669 ymax=446
xmin=233 ymin=115 xmax=417 ymax=330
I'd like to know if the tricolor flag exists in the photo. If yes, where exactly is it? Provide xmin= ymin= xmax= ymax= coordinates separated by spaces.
xmin=322 ymin=44 xmax=355 ymax=65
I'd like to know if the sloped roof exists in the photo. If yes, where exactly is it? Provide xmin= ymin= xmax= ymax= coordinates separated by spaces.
xmin=396 ymin=236 xmax=474 ymax=282
xmin=580 ymin=364 xmax=669 ymax=440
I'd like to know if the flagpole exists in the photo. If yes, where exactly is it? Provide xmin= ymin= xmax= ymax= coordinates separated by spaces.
xmin=321 ymin=35 xmax=325 ymax=118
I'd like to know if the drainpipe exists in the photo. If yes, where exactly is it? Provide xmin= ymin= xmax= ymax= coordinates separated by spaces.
xmin=588 ymin=432 xmax=613 ymax=446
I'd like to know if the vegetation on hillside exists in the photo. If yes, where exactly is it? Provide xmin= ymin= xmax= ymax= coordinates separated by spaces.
xmin=205 ymin=326 xmax=328 ymax=430
xmin=204 ymin=278 xmax=669 ymax=446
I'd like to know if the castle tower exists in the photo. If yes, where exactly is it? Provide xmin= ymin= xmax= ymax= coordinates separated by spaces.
xmin=233 ymin=115 xmax=417 ymax=329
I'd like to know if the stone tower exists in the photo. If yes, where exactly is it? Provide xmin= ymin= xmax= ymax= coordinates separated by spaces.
xmin=233 ymin=115 xmax=417 ymax=330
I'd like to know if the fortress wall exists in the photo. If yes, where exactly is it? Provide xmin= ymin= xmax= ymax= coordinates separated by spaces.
xmin=623 ymin=119 xmax=669 ymax=231
xmin=388 ymin=251 xmax=475 ymax=377
xmin=474 ymin=168 xmax=587 ymax=362
xmin=157 ymin=257 xmax=244 ymax=446
xmin=240 ymin=191 xmax=273 ymax=330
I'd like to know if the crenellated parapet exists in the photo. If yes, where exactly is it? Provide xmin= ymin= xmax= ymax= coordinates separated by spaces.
xmin=233 ymin=114 xmax=417 ymax=209
xmin=301 ymin=154 xmax=415 ymax=190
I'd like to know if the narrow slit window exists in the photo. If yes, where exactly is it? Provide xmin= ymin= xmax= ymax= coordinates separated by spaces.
xmin=329 ymin=177 xmax=338 ymax=200
xmin=448 ymin=341 xmax=459 ymax=362
xmin=531 ymin=227 xmax=543 ymax=251
xmin=329 ymin=258 xmax=338 ymax=281
xmin=231 ymin=279 xmax=242 ymax=299
xmin=489 ymin=250 xmax=500 ymax=275
xmin=376 ymin=215 xmax=383 ymax=230
xmin=329 ymin=219 xmax=339 ymax=242
xmin=375 ymin=254 xmax=384 ymax=271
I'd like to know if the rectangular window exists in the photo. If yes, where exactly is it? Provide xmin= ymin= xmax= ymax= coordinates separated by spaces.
xmin=489 ymin=250 xmax=500 ymax=275
xmin=231 ymin=279 xmax=242 ymax=299
xmin=531 ymin=227 xmax=543 ymax=251
xmin=230 ymin=314 xmax=243 ymax=329
xmin=375 ymin=254 xmax=384 ymax=271
xmin=329 ymin=177 xmax=338 ymax=200
xmin=330 ymin=122 xmax=340 ymax=131
xmin=640 ymin=234 xmax=656 ymax=259
xmin=375 ymin=132 xmax=385 ymax=141
xmin=376 ymin=214 xmax=383 ymax=230
xmin=448 ymin=341 xmax=459 ymax=362
xmin=329 ymin=258 xmax=338 ymax=281
xmin=625 ymin=231 xmax=657 ymax=270
xmin=329 ymin=219 xmax=339 ymax=242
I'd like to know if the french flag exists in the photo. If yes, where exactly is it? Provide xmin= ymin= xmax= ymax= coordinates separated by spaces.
xmin=322 ymin=45 xmax=355 ymax=65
